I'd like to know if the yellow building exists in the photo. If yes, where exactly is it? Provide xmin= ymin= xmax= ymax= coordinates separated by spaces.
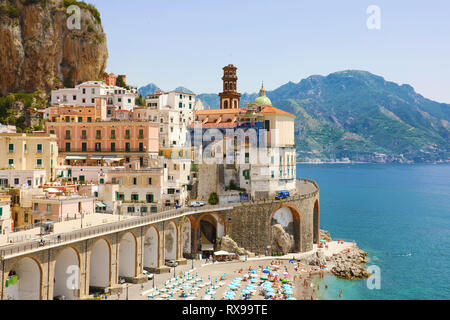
xmin=0 ymin=194 xmax=12 ymax=244
xmin=0 ymin=133 xmax=59 ymax=181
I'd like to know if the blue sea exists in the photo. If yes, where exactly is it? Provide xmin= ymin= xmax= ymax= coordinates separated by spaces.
xmin=296 ymin=163 xmax=450 ymax=300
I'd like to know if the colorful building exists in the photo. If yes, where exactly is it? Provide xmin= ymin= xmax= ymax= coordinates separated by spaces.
xmin=0 ymin=133 xmax=59 ymax=181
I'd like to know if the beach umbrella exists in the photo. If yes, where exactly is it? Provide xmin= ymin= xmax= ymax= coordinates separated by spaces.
xmin=266 ymin=292 xmax=276 ymax=296
xmin=260 ymin=276 xmax=269 ymax=280
xmin=250 ymin=278 xmax=258 ymax=283
xmin=242 ymin=290 xmax=251 ymax=294
xmin=287 ymin=297 xmax=297 ymax=300
xmin=282 ymin=278 xmax=290 ymax=283
xmin=250 ymin=270 xmax=257 ymax=274
xmin=182 ymin=285 xmax=191 ymax=290
xmin=263 ymin=269 xmax=270 ymax=274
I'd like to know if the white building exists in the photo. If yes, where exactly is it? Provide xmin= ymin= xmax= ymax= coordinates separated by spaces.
xmin=51 ymin=81 xmax=136 ymax=111
xmin=0 ymin=170 xmax=46 ymax=189
xmin=0 ymin=195 xmax=12 ymax=244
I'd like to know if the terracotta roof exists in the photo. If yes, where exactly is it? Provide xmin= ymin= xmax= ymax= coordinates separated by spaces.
xmin=260 ymin=106 xmax=295 ymax=118
xmin=195 ymin=109 xmax=245 ymax=115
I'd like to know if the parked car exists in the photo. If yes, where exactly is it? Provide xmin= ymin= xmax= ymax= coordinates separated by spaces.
xmin=143 ymin=270 xmax=154 ymax=280
xmin=165 ymin=260 xmax=179 ymax=267
xmin=275 ymin=190 xmax=290 ymax=200
xmin=189 ymin=201 xmax=205 ymax=207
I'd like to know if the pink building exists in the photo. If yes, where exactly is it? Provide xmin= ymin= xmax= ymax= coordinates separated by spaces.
xmin=45 ymin=121 xmax=159 ymax=167
xmin=31 ymin=194 xmax=95 ymax=223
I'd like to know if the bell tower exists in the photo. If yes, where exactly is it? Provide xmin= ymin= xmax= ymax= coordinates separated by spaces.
xmin=219 ymin=64 xmax=241 ymax=109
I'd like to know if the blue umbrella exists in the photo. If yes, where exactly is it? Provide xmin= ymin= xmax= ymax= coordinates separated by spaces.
xmin=266 ymin=292 xmax=276 ymax=296
xmin=287 ymin=297 xmax=297 ymax=300
xmin=263 ymin=269 xmax=270 ymax=274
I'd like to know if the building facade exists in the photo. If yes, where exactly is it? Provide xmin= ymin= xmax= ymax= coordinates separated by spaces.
xmin=0 ymin=133 xmax=59 ymax=181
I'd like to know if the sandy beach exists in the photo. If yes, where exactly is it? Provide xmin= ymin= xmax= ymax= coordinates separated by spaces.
xmin=120 ymin=241 xmax=358 ymax=301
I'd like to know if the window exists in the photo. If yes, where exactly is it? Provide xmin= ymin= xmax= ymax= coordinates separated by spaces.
xmin=128 ymin=99 xmax=131 ymax=103
xmin=82 ymin=88 xmax=86 ymax=94
xmin=78 ymin=117 xmax=83 ymax=123
xmin=139 ymin=143 xmax=144 ymax=152
xmin=82 ymin=142 xmax=87 ymax=152
xmin=95 ymin=143 xmax=101 ymax=152
xmin=125 ymin=130 xmax=130 ymax=139
xmin=73 ymin=95 xmax=77 ymax=101
xmin=99 ymin=178 xmax=104 ymax=184
xmin=91 ymin=88 xmax=95 ymax=94
xmin=189 ymin=104 xmax=192 ymax=109
xmin=82 ymin=99 xmax=86 ymax=103
xmin=65 ymin=143 xmax=71 ymax=151
xmin=8 ymin=159 xmax=14 ymax=166
xmin=79 ymin=175 xmax=85 ymax=182
xmin=24 ymin=213 xmax=28 ymax=223
xmin=110 ymin=130 xmax=116 ymax=139
xmin=65 ymin=116 xmax=70 ymax=122
xmin=8 ymin=144 xmax=14 ymax=153
xmin=141 ymin=206 xmax=148 ymax=213
xmin=127 ymin=206 xmax=135 ymax=213
xmin=125 ymin=142 xmax=130 ymax=152
xmin=37 ymin=144 xmax=42 ymax=153
xmin=110 ymin=142 xmax=116 ymax=152
xmin=65 ymin=130 xmax=71 ymax=139
xmin=91 ymin=98 xmax=95 ymax=103
xmin=87 ymin=117 xmax=92 ymax=123
xmin=118 ymin=98 xmax=122 ymax=103
xmin=81 ymin=130 xmax=87 ymax=139
xmin=131 ymin=194 xmax=139 ymax=201
xmin=37 ymin=159 xmax=42 ymax=167
xmin=179 ymin=102 xmax=182 ymax=108
xmin=264 ymin=120 xmax=270 ymax=131
xmin=14 ymin=178 xmax=19 ymax=185
xmin=139 ymin=129 xmax=144 ymax=139
xmin=133 ymin=177 xmax=137 ymax=185
xmin=96 ymin=130 xmax=101 ymax=139
xmin=148 ymin=178 xmax=152 ymax=185
xmin=146 ymin=194 xmax=154 ymax=203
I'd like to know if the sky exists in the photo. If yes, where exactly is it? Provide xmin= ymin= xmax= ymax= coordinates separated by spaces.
xmin=89 ymin=0 xmax=450 ymax=103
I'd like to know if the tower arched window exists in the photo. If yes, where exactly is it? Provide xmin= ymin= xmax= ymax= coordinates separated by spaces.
xmin=224 ymin=100 xmax=229 ymax=109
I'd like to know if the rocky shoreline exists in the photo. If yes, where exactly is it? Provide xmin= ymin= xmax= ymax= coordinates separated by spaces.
xmin=300 ymin=230 xmax=371 ymax=280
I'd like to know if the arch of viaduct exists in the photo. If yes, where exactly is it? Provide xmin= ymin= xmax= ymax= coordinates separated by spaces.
xmin=0 ymin=186 xmax=319 ymax=300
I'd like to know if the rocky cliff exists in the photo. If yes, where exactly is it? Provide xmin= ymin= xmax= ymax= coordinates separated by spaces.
xmin=0 ymin=0 xmax=108 ymax=96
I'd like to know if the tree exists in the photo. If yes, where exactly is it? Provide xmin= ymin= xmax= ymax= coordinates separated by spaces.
xmin=208 ymin=192 xmax=219 ymax=205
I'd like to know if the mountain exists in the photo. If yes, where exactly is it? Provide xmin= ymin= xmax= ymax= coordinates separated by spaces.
xmin=138 ymin=85 xmax=195 ymax=98
xmin=0 ymin=0 xmax=108 ymax=96
xmin=197 ymin=70 xmax=450 ymax=163
xmin=138 ymin=83 xmax=161 ymax=97
xmin=174 ymin=86 xmax=194 ymax=94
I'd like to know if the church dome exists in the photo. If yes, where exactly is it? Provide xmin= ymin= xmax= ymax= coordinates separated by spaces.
xmin=254 ymin=82 xmax=272 ymax=105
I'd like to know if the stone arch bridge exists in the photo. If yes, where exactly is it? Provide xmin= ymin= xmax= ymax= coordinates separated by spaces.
xmin=0 ymin=180 xmax=319 ymax=300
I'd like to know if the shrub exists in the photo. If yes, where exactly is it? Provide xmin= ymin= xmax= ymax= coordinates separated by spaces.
xmin=208 ymin=192 xmax=219 ymax=205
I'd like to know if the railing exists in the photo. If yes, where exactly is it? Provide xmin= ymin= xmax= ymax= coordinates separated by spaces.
xmin=0 ymin=180 xmax=319 ymax=259
xmin=0 ymin=203 xmax=235 ymax=259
